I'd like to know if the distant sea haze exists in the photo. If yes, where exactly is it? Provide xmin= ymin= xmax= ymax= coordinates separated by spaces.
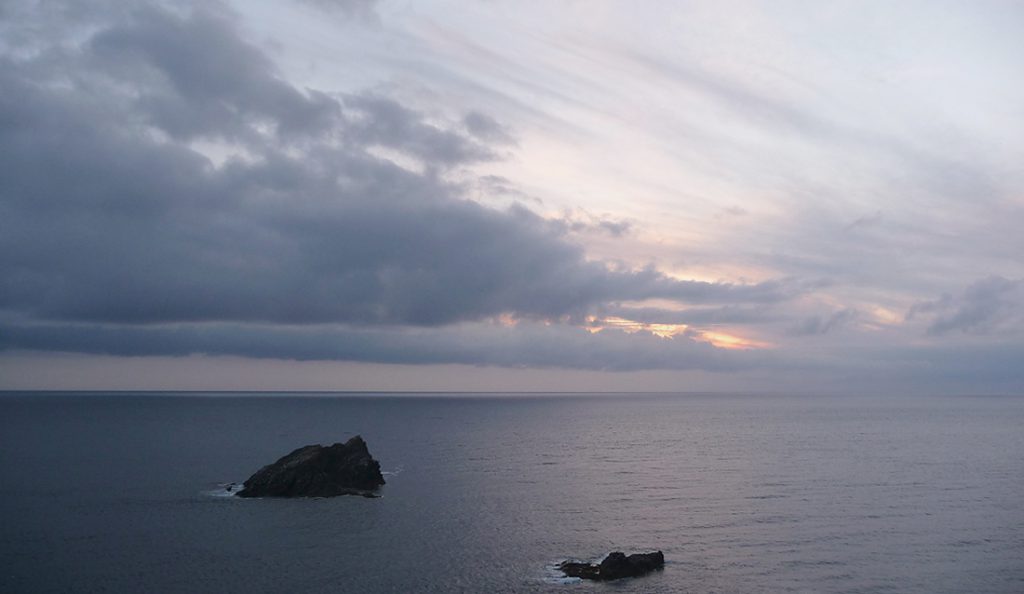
xmin=2 ymin=392 xmax=1022 ymax=593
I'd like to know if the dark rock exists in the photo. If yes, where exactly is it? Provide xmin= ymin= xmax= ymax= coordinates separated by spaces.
xmin=559 ymin=551 xmax=664 ymax=581
xmin=236 ymin=435 xmax=385 ymax=498
xmin=558 ymin=560 xmax=601 ymax=581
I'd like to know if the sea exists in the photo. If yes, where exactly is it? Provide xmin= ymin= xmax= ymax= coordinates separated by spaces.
xmin=1 ymin=392 xmax=1022 ymax=593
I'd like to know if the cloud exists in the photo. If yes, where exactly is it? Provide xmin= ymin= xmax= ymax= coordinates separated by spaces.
xmin=0 ymin=1 xmax=813 ymax=367
xmin=715 ymin=205 xmax=748 ymax=219
xmin=908 ymin=276 xmax=1024 ymax=336
xmin=297 ymin=0 xmax=380 ymax=21
xmin=90 ymin=4 xmax=341 ymax=142
xmin=600 ymin=305 xmax=779 ymax=326
xmin=344 ymin=93 xmax=496 ymax=166
xmin=845 ymin=211 xmax=883 ymax=231
xmin=475 ymin=175 xmax=541 ymax=205
xmin=0 ymin=318 xmax=758 ymax=372
xmin=463 ymin=110 xmax=515 ymax=145
xmin=789 ymin=308 xmax=859 ymax=336
xmin=553 ymin=209 xmax=635 ymax=238
xmin=597 ymin=219 xmax=632 ymax=237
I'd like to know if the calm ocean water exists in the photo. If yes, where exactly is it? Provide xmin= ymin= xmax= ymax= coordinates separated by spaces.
xmin=1 ymin=392 xmax=1022 ymax=593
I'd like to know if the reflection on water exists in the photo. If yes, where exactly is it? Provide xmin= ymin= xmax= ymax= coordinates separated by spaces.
xmin=2 ymin=392 xmax=1023 ymax=593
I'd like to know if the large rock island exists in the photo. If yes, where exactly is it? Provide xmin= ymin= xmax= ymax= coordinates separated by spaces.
xmin=559 ymin=551 xmax=664 ymax=581
xmin=237 ymin=435 xmax=385 ymax=498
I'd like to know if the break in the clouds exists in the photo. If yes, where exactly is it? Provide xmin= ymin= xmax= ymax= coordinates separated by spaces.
xmin=1 ymin=0 xmax=1022 ymax=391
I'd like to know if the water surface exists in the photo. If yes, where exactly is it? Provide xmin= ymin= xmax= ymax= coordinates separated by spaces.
xmin=1 ymin=392 xmax=1022 ymax=592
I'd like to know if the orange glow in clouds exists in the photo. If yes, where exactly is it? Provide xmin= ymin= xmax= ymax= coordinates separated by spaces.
xmin=585 ymin=316 xmax=773 ymax=350
xmin=596 ymin=316 xmax=688 ymax=338
xmin=696 ymin=331 xmax=774 ymax=351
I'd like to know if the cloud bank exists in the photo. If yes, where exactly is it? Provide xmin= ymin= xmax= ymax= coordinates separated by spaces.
xmin=0 ymin=1 xmax=810 ymax=370
xmin=2 ymin=0 xmax=1021 ymax=392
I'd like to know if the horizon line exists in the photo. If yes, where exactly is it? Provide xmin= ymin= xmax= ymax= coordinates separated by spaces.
xmin=1 ymin=389 xmax=1020 ymax=398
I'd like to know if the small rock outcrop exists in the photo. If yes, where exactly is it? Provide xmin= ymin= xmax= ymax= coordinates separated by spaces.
xmin=237 ymin=435 xmax=385 ymax=498
xmin=559 ymin=551 xmax=664 ymax=581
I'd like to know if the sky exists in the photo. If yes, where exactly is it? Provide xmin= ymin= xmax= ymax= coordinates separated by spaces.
xmin=1 ymin=0 xmax=1022 ymax=393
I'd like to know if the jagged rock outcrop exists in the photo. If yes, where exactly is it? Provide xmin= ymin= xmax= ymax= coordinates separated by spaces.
xmin=559 ymin=551 xmax=664 ymax=581
xmin=237 ymin=435 xmax=385 ymax=498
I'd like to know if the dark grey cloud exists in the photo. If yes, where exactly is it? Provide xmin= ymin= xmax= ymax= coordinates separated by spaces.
xmin=905 ymin=294 xmax=953 ymax=321
xmin=789 ymin=308 xmax=859 ymax=336
xmin=830 ymin=340 xmax=1024 ymax=395
xmin=0 ymin=1 xmax=815 ymax=369
xmin=463 ymin=110 xmax=515 ymax=145
xmin=475 ymin=175 xmax=541 ymax=205
xmin=908 ymin=276 xmax=1023 ymax=336
xmin=89 ymin=4 xmax=340 ymax=142
xmin=0 ymin=319 xmax=757 ymax=372
xmin=344 ymin=93 xmax=495 ymax=166
xmin=596 ymin=219 xmax=632 ymax=237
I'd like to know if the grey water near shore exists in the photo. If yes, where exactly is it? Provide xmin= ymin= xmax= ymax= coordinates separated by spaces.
xmin=1 ymin=392 xmax=1022 ymax=593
